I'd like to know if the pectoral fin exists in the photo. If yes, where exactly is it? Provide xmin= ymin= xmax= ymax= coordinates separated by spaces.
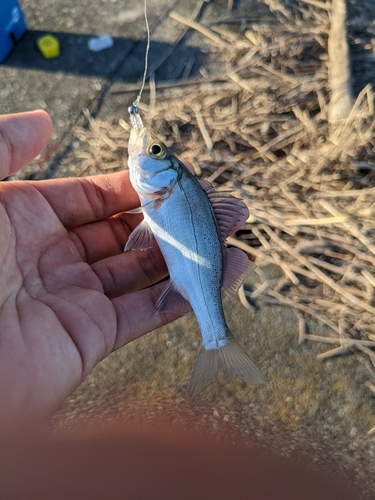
xmin=156 ymin=281 xmax=192 ymax=315
xmin=125 ymin=200 xmax=153 ymax=214
xmin=124 ymin=220 xmax=154 ymax=251
xmin=125 ymin=206 xmax=144 ymax=214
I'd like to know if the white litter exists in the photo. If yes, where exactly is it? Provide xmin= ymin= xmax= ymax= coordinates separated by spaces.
xmin=88 ymin=35 xmax=114 ymax=52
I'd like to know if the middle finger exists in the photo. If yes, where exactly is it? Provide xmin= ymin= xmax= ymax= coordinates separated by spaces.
xmin=92 ymin=243 xmax=168 ymax=298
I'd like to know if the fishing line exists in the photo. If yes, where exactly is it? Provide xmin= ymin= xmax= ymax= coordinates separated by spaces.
xmin=129 ymin=0 xmax=150 ymax=126
xmin=134 ymin=0 xmax=150 ymax=108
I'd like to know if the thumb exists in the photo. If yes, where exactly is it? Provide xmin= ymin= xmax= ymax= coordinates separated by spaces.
xmin=0 ymin=110 xmax=52 ymax=180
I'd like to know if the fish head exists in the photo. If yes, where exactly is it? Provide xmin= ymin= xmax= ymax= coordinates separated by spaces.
xmin=128 ymin=125 xmax=181 ymax=200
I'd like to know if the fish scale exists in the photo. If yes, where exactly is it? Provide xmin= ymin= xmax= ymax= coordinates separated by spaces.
xmin=147 ymin=174 xmax=226 ymax=343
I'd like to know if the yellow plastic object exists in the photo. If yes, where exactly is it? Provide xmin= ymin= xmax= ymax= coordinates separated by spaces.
xmin=37 ymin=34 xmax=60 ymax=59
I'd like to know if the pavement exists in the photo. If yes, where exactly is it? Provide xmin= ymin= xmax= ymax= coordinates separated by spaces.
xmin=2 ymin=0 xmax=271 ymax=178
xmin=2 ymin=0 xmax=375 ymax=497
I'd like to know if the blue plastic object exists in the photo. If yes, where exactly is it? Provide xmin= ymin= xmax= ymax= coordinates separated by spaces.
xmin=0 ymin=0 xmax=27 ymax=62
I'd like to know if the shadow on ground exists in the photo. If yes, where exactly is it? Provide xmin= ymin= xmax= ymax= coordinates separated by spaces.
xmin=3 ymin=29 xmax=205 ymax=82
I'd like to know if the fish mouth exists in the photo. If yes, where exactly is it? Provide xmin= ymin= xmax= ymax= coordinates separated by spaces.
xmin=129 ymin=126 xmax=147 ymax=156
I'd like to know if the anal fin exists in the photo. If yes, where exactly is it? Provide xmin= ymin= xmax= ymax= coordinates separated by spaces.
xmin=222 ymin=247 xmax=253 ymax=295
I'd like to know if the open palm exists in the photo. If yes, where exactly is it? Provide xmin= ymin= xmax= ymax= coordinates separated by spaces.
xmin=0 ymin=111 xmax=176 ymax=428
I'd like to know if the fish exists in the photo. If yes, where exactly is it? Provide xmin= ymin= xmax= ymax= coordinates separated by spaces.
xmin=125 ymin=108 xmax=265 ymax=397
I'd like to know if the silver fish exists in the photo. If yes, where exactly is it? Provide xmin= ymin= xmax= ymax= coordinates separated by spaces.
xmin=126 ymin=108 xmax=264 ymax=397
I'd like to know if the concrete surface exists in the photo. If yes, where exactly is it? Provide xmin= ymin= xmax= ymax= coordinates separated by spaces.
xmin=2 ymin=0 xmax=375 ymax=497
xmin=1 ymin=0 xmax=188 ymax=174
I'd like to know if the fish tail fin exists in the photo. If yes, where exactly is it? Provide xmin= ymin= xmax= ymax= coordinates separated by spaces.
xmin=188 ymin=346 xmax=220 ymax=400
xmin=219 ymin=337 xmax=265 ymax=386
xmin=188 ymin=334 xmax=265 ymax=399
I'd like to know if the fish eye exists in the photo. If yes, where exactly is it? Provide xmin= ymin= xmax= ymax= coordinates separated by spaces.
xmin=147 ymin=141 xmax=167 ymax=159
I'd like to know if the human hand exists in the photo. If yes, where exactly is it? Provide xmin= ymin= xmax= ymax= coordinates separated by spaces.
xmin=0 ymin=111 xmax=178 ymax=429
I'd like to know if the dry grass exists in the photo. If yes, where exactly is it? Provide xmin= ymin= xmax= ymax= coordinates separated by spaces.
xmin=66 ymin=5 xmax=375 ymax=430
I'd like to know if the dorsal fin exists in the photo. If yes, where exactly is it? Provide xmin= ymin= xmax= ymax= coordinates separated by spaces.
xmin=202 ymin=182 xmax=249 ymax=242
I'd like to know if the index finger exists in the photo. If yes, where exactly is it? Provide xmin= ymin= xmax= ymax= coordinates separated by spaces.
xmin=29 ymin=170 xmax=139 ymax=228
